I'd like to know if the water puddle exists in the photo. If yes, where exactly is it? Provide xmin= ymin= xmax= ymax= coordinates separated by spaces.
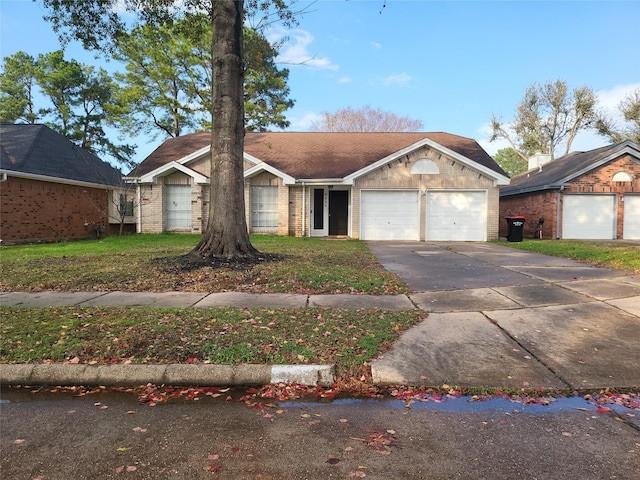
xmin=282 ymin=395 xmax=637 ymax=415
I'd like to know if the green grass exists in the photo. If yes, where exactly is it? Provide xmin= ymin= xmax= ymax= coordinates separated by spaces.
xmin=0 ymin=306 xmax=425 ymax=372
xmin=495 ymin=239 xmax=640 ymax=273
xmin=0 ymin=234 xmax=407 ymax=294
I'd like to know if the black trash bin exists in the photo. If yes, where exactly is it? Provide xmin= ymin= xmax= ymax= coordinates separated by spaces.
xmin=505 ymin=216 xmax=525 ymax=242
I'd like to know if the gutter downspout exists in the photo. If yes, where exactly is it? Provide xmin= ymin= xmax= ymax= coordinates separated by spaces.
xmin=301 ymin=182 xmax=306 ymax=237
xmin=136 ymin=182 xmax=142 ymax=234
xmin=0 ymin=172 xmax=7 ymax=182
xmin=556 ymin=186 xmax=564 ymax=239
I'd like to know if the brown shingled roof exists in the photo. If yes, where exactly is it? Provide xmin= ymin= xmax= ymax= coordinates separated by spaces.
xmin=128 ymin=131 xmax=506 ymax=178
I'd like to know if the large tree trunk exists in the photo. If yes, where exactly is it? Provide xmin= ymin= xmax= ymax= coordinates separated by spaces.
xmin=191 ymin=0 xmax=258 ymax=260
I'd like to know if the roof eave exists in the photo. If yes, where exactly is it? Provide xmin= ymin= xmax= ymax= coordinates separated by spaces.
xmin=1 ymin=168 xmax=121 ymax=190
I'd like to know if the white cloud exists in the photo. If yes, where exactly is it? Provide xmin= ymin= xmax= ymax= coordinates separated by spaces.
xmin=596 ymin=83 xmax=640 ymax=111
xmin=289 ymin=111 xmax=323 ymax=131
xmin=271 ymin=29 xmax=339 ymax=71
xmin=370 ymin=41 xmax=382 ymax=49
xmin=381 ymin=73 xmax=412 ymax=87
xmin=338 ymin=77 xmax=352 ymax=83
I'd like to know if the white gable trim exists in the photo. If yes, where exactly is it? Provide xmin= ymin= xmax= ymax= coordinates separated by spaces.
xmin=244 ymin=161 xmax=296 ymax=185
xmin=343 ymin=138 xmax=510 ymax=186
xmin=178 ymin=145 xmax=210 ymax=166
xmin=135 ymin=161 xmax=209 ymax=184
xmin=555 ymin=144 xmax=640 ymax=186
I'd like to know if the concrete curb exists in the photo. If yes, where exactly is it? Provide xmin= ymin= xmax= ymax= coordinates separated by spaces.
xmin=0 ymin=363 xmax=335 ymax=388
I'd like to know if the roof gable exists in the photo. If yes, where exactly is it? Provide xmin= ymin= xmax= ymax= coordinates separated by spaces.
xmin=130 ymin=131 xmax=507 ymax=182
xmin=0 ymin=124 xmax=122 ymax=187
xmin=500 ymin=141 xmax=640 ymax=196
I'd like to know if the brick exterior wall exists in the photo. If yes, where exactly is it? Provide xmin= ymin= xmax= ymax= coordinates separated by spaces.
xmin=136 ymin=145 xmax=504 ymax=241
xmin=499 ymin=154 xmax=640 ymax=239
xmin=353 ymin=146 xmax=501 ymax=240
xmin=1 ymin=176 xmax=115 ymax=243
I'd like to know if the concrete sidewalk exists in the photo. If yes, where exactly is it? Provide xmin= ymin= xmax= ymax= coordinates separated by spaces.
xmin=2 ymin=241 xmax=640 ymax=390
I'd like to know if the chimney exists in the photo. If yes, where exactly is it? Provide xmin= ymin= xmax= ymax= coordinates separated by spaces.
xmin=528 ymin=152 xmax=552 ymax=171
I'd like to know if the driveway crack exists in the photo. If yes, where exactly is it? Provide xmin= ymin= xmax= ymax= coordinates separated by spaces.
xmin=482 ymin=312 xmax=573 ymax=389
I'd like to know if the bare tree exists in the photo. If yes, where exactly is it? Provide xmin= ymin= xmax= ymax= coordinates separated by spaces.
xmin=311 ymin=105 xmax=423 ymax=132
xmin=490 ymin=79 xmax=597 ymax=161
xmin=596 ymin=88 xmax=640 ymax=144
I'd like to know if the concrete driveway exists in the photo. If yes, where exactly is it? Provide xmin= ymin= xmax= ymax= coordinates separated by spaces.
xmin=367 ymin=242 xmax=640 ymax=390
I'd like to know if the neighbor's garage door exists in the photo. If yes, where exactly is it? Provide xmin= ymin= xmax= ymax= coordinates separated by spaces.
xmin=360 ymin=190 xmax=420 ymax=240
xmin=623 ymin=195 xmax=640 ymax=239
xmin=426 ymin=191 xmax=487 ymax=241
xmin=562 ymin=194 xmax=615 ymax=239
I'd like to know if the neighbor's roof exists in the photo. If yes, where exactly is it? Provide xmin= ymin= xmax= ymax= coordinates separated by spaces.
xmin=0 ymin=124 xmax=122 ymax=187
xmin=128 ymin=131 xmax=507 ymax=179
xmin=500 ymin=140 xmax=640 ymax=197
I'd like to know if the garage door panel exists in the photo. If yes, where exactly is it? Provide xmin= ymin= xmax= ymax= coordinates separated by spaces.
xmin=563 ymin=195 xmax=615 ymax=239
xmin=361 ymin=191 xmax=419 ymax=240
xmin=623 ymin=195 xmax=640 ymax=239
xmin=426 ymin=191 xmax=487 ymax=241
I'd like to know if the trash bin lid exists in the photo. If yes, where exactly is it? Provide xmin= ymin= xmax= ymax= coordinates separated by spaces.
xmin=506 ymin=216 xmax=526 ymax=220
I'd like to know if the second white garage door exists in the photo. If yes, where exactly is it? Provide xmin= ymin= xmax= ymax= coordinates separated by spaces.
xmin=562 ymin=194 xmax=615 ymax=239
xmin=426 ymin=191 xmax=487 ymax=241
xmin=623 ymin=195 xmax=640 ymax=239
xmin=360 ymin=190 xmax=420 ymax=240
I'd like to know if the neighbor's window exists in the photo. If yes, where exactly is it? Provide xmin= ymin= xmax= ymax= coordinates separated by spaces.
xmin=251 ymin=185 xmax=278 ymax=228
xmin=119 ymin=194 xmax=134 ymax=217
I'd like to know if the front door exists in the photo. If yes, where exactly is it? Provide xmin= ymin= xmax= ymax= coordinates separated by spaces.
xmin=329 ymin=190 xmax=348 ymax=235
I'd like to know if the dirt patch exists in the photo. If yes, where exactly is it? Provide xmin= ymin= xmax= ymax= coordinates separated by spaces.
xmin=153 ymin=252 xmax=286 ymax=273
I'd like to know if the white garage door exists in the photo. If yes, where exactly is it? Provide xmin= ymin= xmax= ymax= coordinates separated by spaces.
xmin=426 ymin=191 xmax=487 ymax=241
xmin=623 ymin=195 xmax=640 ymax=239
xmin=562 ymin=194 xmax=615 ymax=239
xmin=360 ymin=190 xmax=420 ymax=240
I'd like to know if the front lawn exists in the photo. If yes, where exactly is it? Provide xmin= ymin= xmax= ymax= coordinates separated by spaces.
xmin=0 ymin=234 xmax=407 ymax=294
xmin=496 ymin=239 xmax=640 ymax=273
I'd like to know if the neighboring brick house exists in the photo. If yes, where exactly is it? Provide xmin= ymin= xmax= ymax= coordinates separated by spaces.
xmin=126 ymin=131 xmax=509 ymax=241
xmin=0 ymin=124 xmax=134 ymax=244
xmin=499 ymin=141 xmax=640 ymax=240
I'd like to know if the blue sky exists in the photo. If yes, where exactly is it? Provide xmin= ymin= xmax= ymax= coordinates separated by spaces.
xmin=2 ymin=0 xmax=639 ymax=166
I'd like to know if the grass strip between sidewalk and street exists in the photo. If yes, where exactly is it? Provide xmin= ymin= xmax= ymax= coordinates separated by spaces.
xmin=0 ymin=306 xmax=425 ymax=374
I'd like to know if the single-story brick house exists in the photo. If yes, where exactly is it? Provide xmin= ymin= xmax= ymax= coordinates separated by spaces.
xmin=499 ymin=141 xmax=640 ymax=240
xmin=126 ymin=131 xmax=509 ymax=241
xmin=0 ymin=124 xmax=135 ymax=244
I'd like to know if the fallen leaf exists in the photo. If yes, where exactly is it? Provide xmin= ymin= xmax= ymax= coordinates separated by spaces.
xmin=126 ymin=466 xmax=137 ymax=472
xmin=208 ymin=465 xmax=221 ymax=472
xmin=117 ymin=447 xmax=129 ymax=452
xmin=327 ymin=457 xmax=340 ymax=465
xmin=597 ymin=406 xmax=612 ymax=413
xmin=132 ymin=427 xmax=147 ymax=433
xmin=13 ymin=439 xmax=26 ymax=445
xmin=208 ymin=454 xmax=219 ymax=461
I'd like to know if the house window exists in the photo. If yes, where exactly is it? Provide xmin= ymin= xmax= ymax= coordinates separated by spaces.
xmin=165 ymin=184 xmax=192 ymax=229
xmin=119 ymin=194 xmax=134 ymax=217
xmin=612 ymin=171 xmax=633 ymax=182
xmin=251 ymin=185 xmax=278 ymax=228
xmin=410 ymin=158 xmax=440 ymax=174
